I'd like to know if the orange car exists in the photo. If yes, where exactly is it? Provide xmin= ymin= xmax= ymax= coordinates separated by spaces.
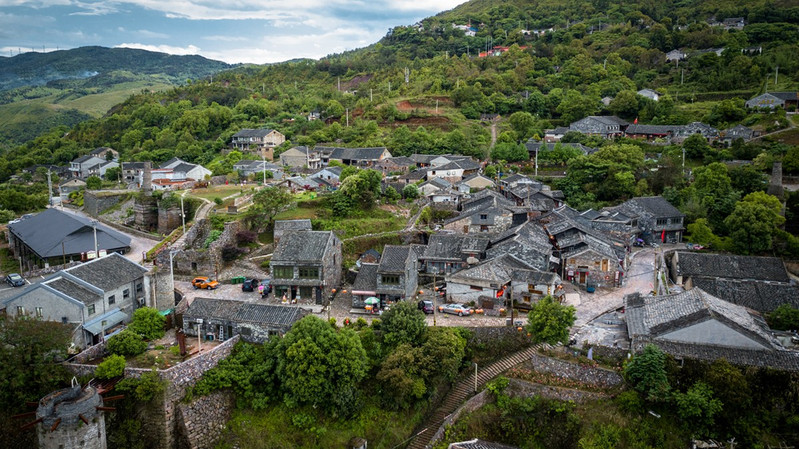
xmin=192 ymin=276 xmax=219 ymax=290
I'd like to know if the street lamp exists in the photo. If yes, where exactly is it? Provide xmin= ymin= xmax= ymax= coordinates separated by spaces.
xmin=473 ymin=362 xmax=478 ymax=392
xmin=169 ymin=250 xmax=179 ymax=311
xmin=431 ymin=267 xmax=439 ymax=327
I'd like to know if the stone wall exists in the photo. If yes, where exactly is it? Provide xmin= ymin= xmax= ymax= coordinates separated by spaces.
xmin=520 ymin=353 xmax=623 ymax=389
xmin=159 ymin=219 xmax=242 ymax=279
xmin=427 ymin=390 xmax=491 ymax=448
xmin=64 ymin=335 xmax=240 ymax=449
xmin=176 ymin=390 xmax=235 ymax=449
xmin=506 ymin=378 xmax=606 ymax=403
xmin=84 ymin=190 xmax=130 ymax=217
xmin=135 ymin=195 xmax=159 ymax=231
xmin=159 ymin=206 xmax=183 ymax=235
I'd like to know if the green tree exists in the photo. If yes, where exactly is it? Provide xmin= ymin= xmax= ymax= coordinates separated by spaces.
xmin=686 ymin=218 xmax=718 ymax=247
xmin=673 ymin=382 xmax=723 ymax=437
xmin=325 ymin=100 xmax=344 ymax=118
xmin=766 ymin=304 xmax=799 ymax=330
xmin=243 ymin=186 xmax=294 ymax=232
xmin=376 ymin=343 xmax=426 ymax=410
xmin=557 ymin=89 xmax=599 ymax=123
xmin=402 ymin=184 xmax=419 ymax=199
xmin=128 ymin=307 xmax=166 ymax=340
xmin=276 ymin=316 xmax=367 ymax=415
xmin=104 ymin=166 xmax=122 ymax=182
xmin=381 ymin=301 xmax=427 ymax=347
xmin=384 ymin=185 xmax=400 ymax=202
xmin=725 ymin=192 xmax=786 ymax=254
xmin=509 ymin=111 xmax=536 ymax=140
xmin=86 ymin=175 xmax=103 ymax=190
xmin=608 ymin=90 xmax=640 ymax=118
xmin=491 ymin=142 xmax=529 ymax=162
xmin=683 ymin=134 xmax=712 ymax=159
xmin=107 ymin=330 xmax=148 ymax=357
xmin=624 ymin=344 xmax=670 ymax=402
xmin=95 ymin=354 xmax=126 ymax=379
xmin=525 ymin=296 xmax=576 ymax=344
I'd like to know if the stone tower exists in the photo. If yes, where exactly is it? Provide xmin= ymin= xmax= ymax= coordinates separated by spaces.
xmin=36 ymin=381 xmax=107 ymax=449
xmin=142 ymin=161 xmax=153 ymax=194
xmin=768 ymin=161 xmax=785 ymax=202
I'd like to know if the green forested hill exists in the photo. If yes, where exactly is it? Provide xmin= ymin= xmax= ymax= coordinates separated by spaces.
xmin=0 ymin=47 xmax=233 ymax=145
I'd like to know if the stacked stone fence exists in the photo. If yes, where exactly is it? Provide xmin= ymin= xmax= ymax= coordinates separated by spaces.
xmin=427 ymin=390 xmax=491 ymax=448
xmin=176 ymin=390 xmax=236 ymax=449
xmin=520 ymin=353 xmax=623 ymax=389
xmin=97 ymin=215 xmax=161 ymax=241
xmin=506 ymin=378 xmax=606 ymax=403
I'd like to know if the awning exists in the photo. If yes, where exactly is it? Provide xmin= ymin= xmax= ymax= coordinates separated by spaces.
xmin=83 ymin=309 xmax=127 ymax=335
xmin=350 ymin=290 xmax=376 ymax=295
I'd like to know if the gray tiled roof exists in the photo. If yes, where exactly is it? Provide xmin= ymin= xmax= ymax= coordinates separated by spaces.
xmin=511 ymin=269 xmax=560 ymax=285
xmin=448 ymin=254 xmax=534 ymax=285
xmin=233 ymin=128 xmax=276 ymax=138
xmin=272 ymin=230 xmax=335 ymax=263
xmin=423 ymin=234 xmax=489 ymax=260
xmin=65 ymin=253 xmax=148 ymax=292
xmin=676 ymin=252 xmax=790 ymax=282
xmin=353 ymin=263 xmax=379 ymax=292
xmin=624 ymin=196 xmax=684 ymax=219
xmin=46 ymin=277 xmax=102 ymax=305
xmin=379 ymin=245 xmax=411 ymax=273
xmin=7 ymin=209 xmax=131 ymax=258
xmin=185 ymin=297 xmax=305 ymax=326
xmin=318 ymin=146 xmax=388 ymax=161
xmin=692 ymin=278 xmax=799 ymax=313
xmin=274 ymin=219 xmax=312 ymax=232
xmin=625 ymin=124 xmax=678 ymax=135
xmin=626 ymin=289 xmax=774 ymax=348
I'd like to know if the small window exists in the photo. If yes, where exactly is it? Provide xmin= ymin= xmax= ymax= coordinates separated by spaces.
xmin=123 ymin=289 xmax=130 ymax=299
xmin=273 ymin=266 xmax=294 ymax=279
xmin=382 ymin=275 xmax=400 ymax=285
xmin=569 ymin=258 xmax=576 ymax=265
xmin=480 ymin=214 xmax=488 ymax=220
xmin=298 ymin=267 xmax=319 ymax=279
xmin=88 ymin=304 xmax=96 ymax=316
xmin=108 ymin=295 xmax=115 ymax=305
xmin=136 ymin=283 xmax=143 ymax=293
xmin=35 ymin=307 xmax=43 ymax=318
xmin=470 ymin=285 xmax=483 ymax=291
xmin=17 ymin=306 xmax=25 ymax=315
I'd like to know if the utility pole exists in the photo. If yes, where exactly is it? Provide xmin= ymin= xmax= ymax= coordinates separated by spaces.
xmin=681 ymin=69 xmax=684 ymax=85
xmin=388 ymin=81 xmax=391 ymax=94
xmin=169 ymin=250 xmax=178 ymax=311
xmin=346 ymin=108 xmax=349 ymax=127
xmin=435 ymin=99 xmax=439 ymax=114
xmin=46 ymin=170 xmax=53 ymax=206
xmin=92 ymin=220 xmax=98 ymax=258
xmin=775 ymin=65 xmax=779 ymax=86
xmin=180 ymin=195 xmax=186 ymax=234
xmin=535 ymin=149 xmax=539 ymax=178
xmin=262 ymin=154 xmax=267 ymax=186
xmin=337 ymin=77 xmax=340 ymax=91
xmin=370 ymin=88 xmax=373 ymax=102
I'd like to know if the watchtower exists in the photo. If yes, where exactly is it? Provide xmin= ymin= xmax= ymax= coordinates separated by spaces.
xmin=36 ymin=380 xmax=107 ymax=449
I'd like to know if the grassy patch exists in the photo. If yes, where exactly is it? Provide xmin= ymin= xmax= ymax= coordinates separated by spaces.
xmin=186 ymin=185 xmax=252 ymax=202
xmin=0 ymin=247 xmax=20 ymax=273
xmin=313 ymin=209 xmax=405 ymax=239
xmin=219 ymin=399 xmax=423 ymax=449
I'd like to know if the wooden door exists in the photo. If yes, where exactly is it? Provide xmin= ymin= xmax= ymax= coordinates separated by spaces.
xmin=579 ymin=272 xmax=586 ymax=283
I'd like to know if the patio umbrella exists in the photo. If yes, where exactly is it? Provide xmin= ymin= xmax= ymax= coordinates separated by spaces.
xmin=364 ymin=297 xmax=380 ymax=305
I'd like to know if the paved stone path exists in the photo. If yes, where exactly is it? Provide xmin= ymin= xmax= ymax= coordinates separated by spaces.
xmin=406 ymin=344 xmax=545 ymax=449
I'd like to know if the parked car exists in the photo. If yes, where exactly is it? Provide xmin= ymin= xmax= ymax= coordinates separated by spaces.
xmin=192 ymin=276 xmax=219 ymax=290
xmin=417 ymin=300 xmax=434 ymax=314
xmin=5 ymin=273 xmax=25 ymax=287
xmin=242 ymin=279 xmax=259 ymax=292
xmin=438 ymin=303 xmax=473 ymax=316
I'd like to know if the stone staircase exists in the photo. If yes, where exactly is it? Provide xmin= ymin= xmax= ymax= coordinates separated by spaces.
xmin=405 ymin=343 xmax=546 ymax=449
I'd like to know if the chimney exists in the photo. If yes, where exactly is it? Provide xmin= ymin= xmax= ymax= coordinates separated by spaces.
xmin=143 ymin=161 xmax=152 ymax=195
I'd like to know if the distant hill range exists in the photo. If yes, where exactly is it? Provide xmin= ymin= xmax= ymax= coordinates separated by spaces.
xmin=0 ymin=46 xmax=233 ymax=145
xmin=0 ymin=46 xmax=232 ymax=91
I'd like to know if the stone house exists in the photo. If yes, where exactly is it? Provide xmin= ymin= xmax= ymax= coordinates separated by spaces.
xmin=665 ymin=49 xmax=686 ymax=62
xmin=443 ymin=206 xmax=520 ymax=235
xmin=624 ymin=124 xmax=678 ymax=141
xmin=457 ymin=174 xmax=495 ymax=192
xmin=626 ymin=289 xmax=799 ymax=371
xmin=486 ymin=221 xmax=554 ymax=272
xmin=1 ymin=253 xmax=149 ymax=348
xmin=525 ymin=141 xmax=596 ymax=158
xmin=231 ymin=128 xmax=285 ymax=158
xmin=671 ymin=122 xmax=720 ymax=143
xmin=159 ymin=158 xmax=212 ymax=181
xmin=269 ymin=230 xmax=342 ymax=303
xmin=667 ymin=252 xmax=799 ymax=313
xmin=745 ymin=92 xmax=798 ymax=110
xmin=614 ymin=196 xmax=685 ymax=244
xmin=543 ymin=126 xmax=570 ymax=142
xmin=310 ymin=166 xmax=343 ymax=185
xmin=420 ymin=234 xmax=490 ymax=274
xmin=351 ymin=263 xmax=378 ymax=308
xmin=59 ymin=178 xmax=86 ymax=201
xmin=376 ymin=156 xmax=415 ymax=174
xmin=637 ymin=89 xmax=661 ymax=101
xmin=232 ymin=160 xmax=284 ymax=180
xmin=279 ymin=146 xmax=322 ymax=169
xmin=509 ymin=269 xmax=563 ymax=309
xmin=316 ymin=146 xmax=392 ymax=166
xmin=418 ymin=177 xmax=452 ymax=196
xmin=90 ymin=146 xmax=119 ymax=161
xmin=721 ymin=124 xmax=757 ymax=145
xmin=182 ymin=297 xmax=305 ymax=343
xmin=374 ymin=245 xmax=418 ymax=305
xmin=121 ymin=162 xmax=147 ymax=187
xmin=569 ymin=116 xmax=628 ymax=139
xmin=273 ymin=219 xmax=312 ymax=243
xmin=560 ymin=238 xmax=622 ymax=287
xmin=69 ymin=155 xmax=106 ymax=179
xmin=445 ymin=254 xmax=533 ymax=306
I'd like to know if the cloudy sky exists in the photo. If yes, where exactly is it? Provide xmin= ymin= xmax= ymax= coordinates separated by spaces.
xmin=0 ymin=0 xmax=466 ymax=64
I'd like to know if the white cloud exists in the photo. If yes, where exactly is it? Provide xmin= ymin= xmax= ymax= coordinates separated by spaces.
xmin=115 ymin=42 xmax=201 ymax=55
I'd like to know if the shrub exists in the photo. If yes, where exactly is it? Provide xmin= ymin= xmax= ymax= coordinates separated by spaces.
xmin=107 ymin=330 xmax=147 ymax=357
xmin=221 ymin=245 xmax=244 ymax=262
xmin=128 ymin=307 xmax=166 ymax=340
xmin=204 ymin=229 xmax=223 ymax=248
xmin=235 ymin=230 xmax=257 ymax=245
xmin=96 ymin=354 xmax=126 ymax=379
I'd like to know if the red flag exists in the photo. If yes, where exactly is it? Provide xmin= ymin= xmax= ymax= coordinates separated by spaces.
xmin=661 ymin=229 xmax=666 ymax=242
xmin=634 ymin=117 xmax=638 ymax=124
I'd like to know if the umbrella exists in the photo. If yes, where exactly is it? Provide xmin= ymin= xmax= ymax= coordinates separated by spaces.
xmin=364 ymin=297 xmax=380 ymax=305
